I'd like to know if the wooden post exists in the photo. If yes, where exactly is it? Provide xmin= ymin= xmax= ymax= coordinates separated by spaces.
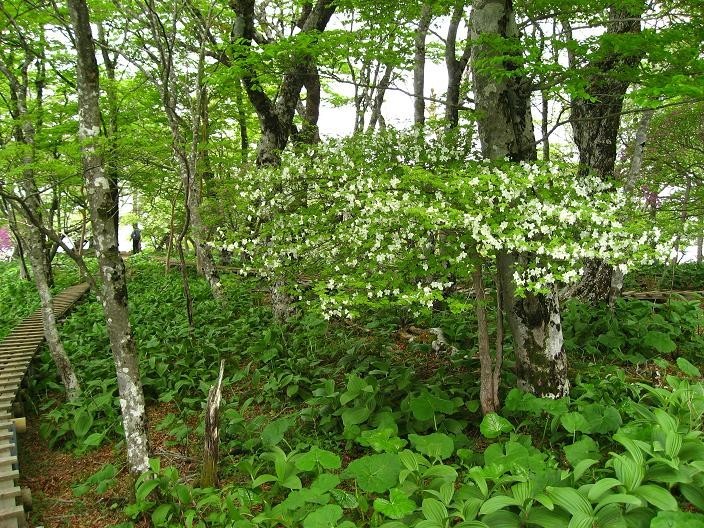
xmin=201 ymin=360 xmax=225 ymax=488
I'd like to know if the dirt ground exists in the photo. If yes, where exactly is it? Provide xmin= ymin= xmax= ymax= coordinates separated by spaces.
xmin=19 ymin=404 xmax=197 ymax=528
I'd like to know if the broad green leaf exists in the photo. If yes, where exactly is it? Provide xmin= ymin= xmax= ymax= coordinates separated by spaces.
xmin=612 ymin=454 xmax=644 ymax=491
xmin=650 ymin=511 xmax=704 ymax=528
xmin=297 ymin=447 xmax=342 ymax=471
xmin=330 ymin=488 xmax=358 ymax=509
xmin=643 ymin=331 xmax=677 ymax=354
xmin=564 ymin=436 xmax=600 ymax=467
xmin=73 ymin=410 xmax=93 ymax=439
xmin=479 ymin=413 xmax=513 ymax=439
xmin=681 ymin=483 xmax=704 ymax=511
xmin=136 ymin=479 xmax=160 ymax=503
xmin=573 ymin=458 xmax=599 ymax=482
xmin=546 ymin=486 xmax=593 ymax=516
xmin=303 ymin=504 xmax=343 ymax=528
xmin=480 ymin=510 xmax=521 ymax=528
xmin=526 ymin=506 xmax=570 ymax=528
xmin=343 ymin=453 xmax=400 ymax=493
xmin=409 ymin=433 xmax=454 ymax=460
xmin=341 ymin=406 xmax=371 ymax=427
xmin=151 ymin=504 xmax=172 ymax=526
xmin=588 ymin=478 xmax=622 ymax=501
xmin=422 ymin=498 xmax=448 ymax=523
xmin=633 ymin=484 xmax=678 ymax=511
xmin=560 ymin=412 xmax=590 ymax=434
xmin=676 ymin=357 xmax=700 ymax=377
xmin=374 ymin=488 xmax=416 ymax=519
xmin=311 ymin=473 xmax=341 ymax=494
xmin=594 ymin=493 xmax=642 ymax=511
xmin=479 ymin=495 xmax=520 ymax=515
xmin=568 ymin=511 xmax=595 ymax=528
xmin=261 ymin=417 xmax=292 ymax=447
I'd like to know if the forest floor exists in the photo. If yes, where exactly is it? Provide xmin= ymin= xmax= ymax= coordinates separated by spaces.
xmin=20 ymin=402 xmax=191 ymax=528
xmin=4 ymin=257 xmax=704 ymax=528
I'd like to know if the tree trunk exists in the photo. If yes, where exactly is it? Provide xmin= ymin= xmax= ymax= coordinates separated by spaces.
xmin=142 ymin=4 xmax=225 ymax=302
xmin=470 ymin=0 xmax=569 ymax=399
xmin=609 ymin=108 xmax=654 ymax=302
xmin=697 ymin=235 xmax=703 ymax=264
xmin=568 ymin=5 xmax=644 ymax=304
xmin=445 ymin=1 xmax=471 ymax=128
xmin=231 ymin=0 xmax=335 ymax=166
xmin=2 ymin=200 xmax=30 ymax=281
xmin=97 ymin=22 xmax=121 ymax=240
xmin=235 ymin=79 xmax=249 ymax=163
xmin=24 ymin=227 xmax=81 ymax=400
xmin=473 ymin=262 xmax=500 ymax=414
xmin=541 ymin=92 xmax=550 ymax=161
xmin=0 ymin=32 xmax=80 ymax=399
xmin=413 ymin=4 xmax=433 ymax=126
xmin=68 ymin=0 xmax=150 ymax=476
xmin=188 ymin=182 xmax=224 ymax=300
xmin=367 ymin=64 xmax=393 ymax=132
xmin=201 ymin=360 xmax=225 ymax=488
xmin=498 ymin=253 xmax=569 ymax=398
xmin=15 ymin=237 xmax=30 ymax=281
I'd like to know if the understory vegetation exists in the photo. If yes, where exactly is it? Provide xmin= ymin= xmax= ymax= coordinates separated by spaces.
xmin=1 ymin=1 xmax=703 ymax=527
xmin=7 ymin=258 xmax=704 ymax=528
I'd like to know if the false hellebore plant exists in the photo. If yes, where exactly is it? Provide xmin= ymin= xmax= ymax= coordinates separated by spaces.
xmin=212 ymin=131 xmax=674 ymax=414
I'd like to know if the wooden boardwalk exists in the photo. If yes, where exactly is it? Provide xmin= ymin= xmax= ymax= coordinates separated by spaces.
xmin=0 ymin=283 xmax=89 ymax=528
xmin=623 ymin=290 xmax=704 ymax=301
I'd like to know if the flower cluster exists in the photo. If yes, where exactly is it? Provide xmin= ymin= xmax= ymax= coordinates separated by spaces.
xmin=210 ymin=131 xmax=674 ymax=318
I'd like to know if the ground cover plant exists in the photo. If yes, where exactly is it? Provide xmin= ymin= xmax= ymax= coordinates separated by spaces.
xmin=8 ymin=258 xmax=702 ymax=527
xmin=0 ymin=0 xmax=703 ymax=527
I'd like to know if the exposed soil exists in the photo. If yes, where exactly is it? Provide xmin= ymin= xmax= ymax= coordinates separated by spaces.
xmin=19 ymin=403 xmax=197 ymax=528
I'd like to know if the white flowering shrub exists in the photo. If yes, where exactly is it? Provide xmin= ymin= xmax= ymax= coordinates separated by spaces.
xmin=212 ymin=130 xmax=673 ymax=318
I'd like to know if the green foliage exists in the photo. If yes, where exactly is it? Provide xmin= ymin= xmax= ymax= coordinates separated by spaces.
xmin=624 ymin=263 xmax=704 ymax=292
xmin=563 ymin=298 xmax=704 ymax=364
xmin=21 ymin=259 xmax=704 ymax=527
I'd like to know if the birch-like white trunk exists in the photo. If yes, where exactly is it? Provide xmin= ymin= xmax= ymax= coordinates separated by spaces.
xmin=25 ymin=226 xmax=81 ymax=400
xmin=68 ymin=0 xmax=150 ymax=476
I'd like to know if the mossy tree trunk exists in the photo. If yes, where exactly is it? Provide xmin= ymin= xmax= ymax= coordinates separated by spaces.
xmin=68 ymin=0 xmax=150 ymax=476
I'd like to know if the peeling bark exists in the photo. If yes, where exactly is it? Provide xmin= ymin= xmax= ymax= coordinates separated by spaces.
xmin=201 ymin=360 xmax=225 ymax=488
xmin=498 ymin=253 xmax=569 ymax=398
xmin=68 ymin=0 xmax=150 ymax=476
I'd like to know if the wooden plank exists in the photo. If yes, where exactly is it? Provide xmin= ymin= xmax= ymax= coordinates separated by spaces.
xmin=0 ymin=471 xmax=19 ymax=483
xmin=0 ymin=505 xmax=23 ymax=527
xmin=0 ymin=488 xmax=20 ymax=501
xmin=0 ymin=282 xmax=89 ymax=514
